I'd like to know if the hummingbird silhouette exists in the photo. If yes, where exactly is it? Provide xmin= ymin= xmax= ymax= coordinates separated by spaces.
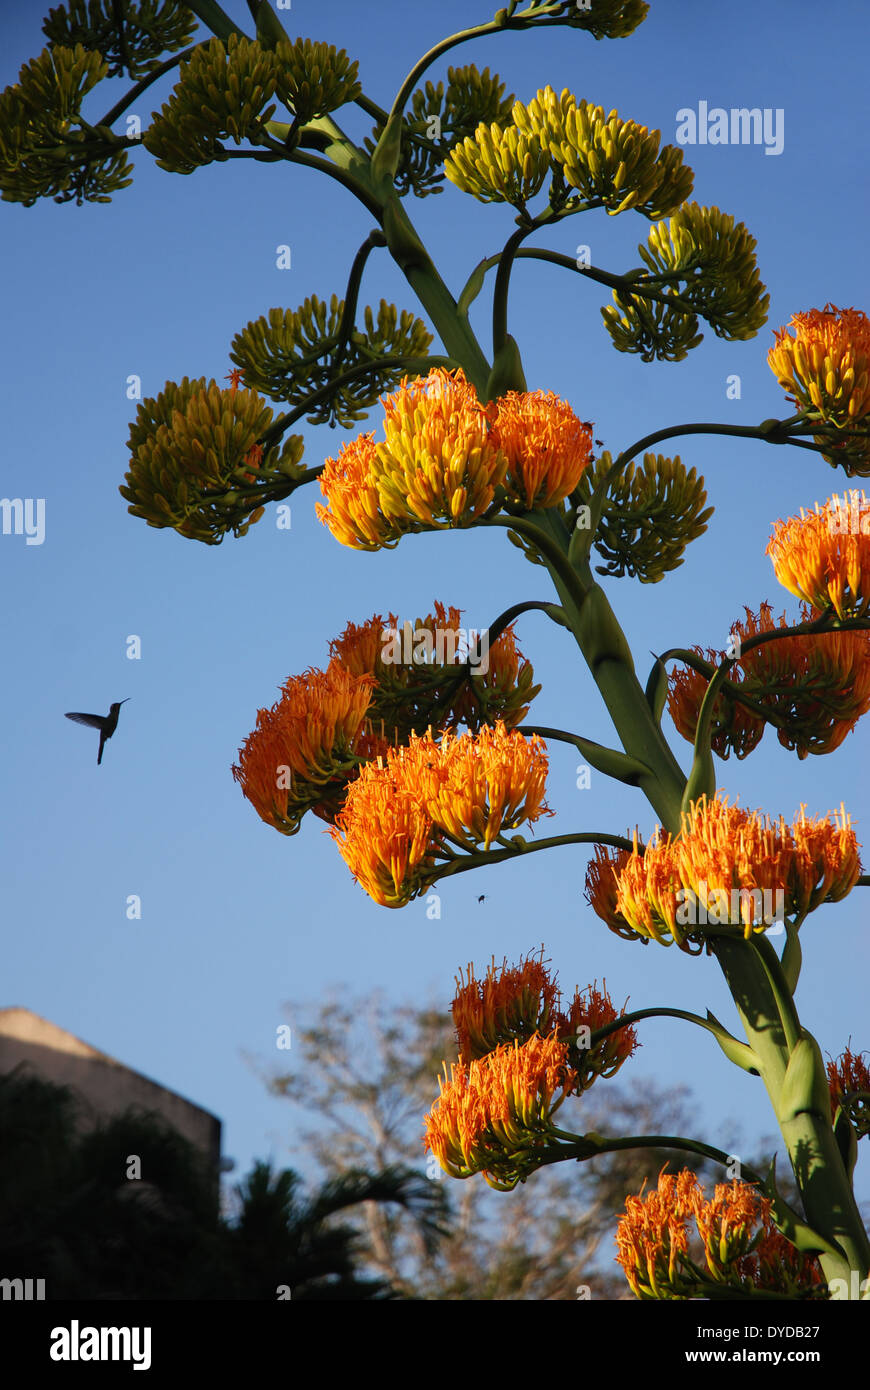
xmin=65 ymin=700 xmax=130 ymax=764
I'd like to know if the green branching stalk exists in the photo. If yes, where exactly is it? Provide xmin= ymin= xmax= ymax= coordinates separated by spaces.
xmin=588 ymin=1006 xmax=759 ymax=1075
xmin=331 ymin=230 xmax=389 ymax=368
xmin=485 ymin=513 xmax=591 ymax=612
xmin=481 ymin=437 xmax=869 ymax=1288
xmin=383 ymin=3 xmax=570 ymax=131
xmin=98 ymin=45 xmax=201 ymax=127
xmin=182 ymin=0 xmax=241 ymax=43
xmin=518 ymin=724 xmax=653 ymax=787
xmin=377 ymin=196 xmax=492 ymax=390
xmin=434 ymin=830 xmax=639 ymax=881
xmin=466 ymin=244 xmax=700 ymax=323
xmin=482 ymin=598 xmax=568 ymax=646
xmin=260 ymin=118 xmax=385 ymax=217
xmin=506 ymin=509 xmax=688 ymax=828
xmin=540 ymin=1131 xmax=765 ymax=1188
xmin=226 ymin=14 xmax=870 ymax=1296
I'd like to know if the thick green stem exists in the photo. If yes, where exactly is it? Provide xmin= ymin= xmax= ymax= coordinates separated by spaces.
xmin=712 ymin=938 xmax=870 ymax=1288
xmin=524 ymin=509 xmax=870 ymax=1290
xmin=378 ymin=197 xmax=492 ymax=392
xmin=295 ymin=105 xmax=492 ymax=388
xmin=587 ymin=655 xmax=686 ymax=829
xmin=527 ymin=513 xmax=686 ymax=828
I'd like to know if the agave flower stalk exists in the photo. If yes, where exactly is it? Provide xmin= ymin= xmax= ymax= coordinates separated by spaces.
xmin=18 ymin=0 xmax=870 ymax=1299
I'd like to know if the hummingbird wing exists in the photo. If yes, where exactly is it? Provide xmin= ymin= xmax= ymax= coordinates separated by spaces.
xmin=65 ymin=712 xmax=105 ymax=729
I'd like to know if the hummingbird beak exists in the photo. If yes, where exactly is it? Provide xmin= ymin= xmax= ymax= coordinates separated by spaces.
xmin=120 ymin=698 xmax=131 ymax=704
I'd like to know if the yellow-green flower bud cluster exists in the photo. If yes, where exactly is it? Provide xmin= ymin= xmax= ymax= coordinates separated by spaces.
xmin=42 ymin=0 xmax=197 ymax=81
xmin=444 ymin=84 xmax=692 ymax=218
xmin=639 ymin=202 xmax=770 ymax=339
xmin=512 ymin=87 xmax=693 ymax=218
xmin=144 ymin=34 xmax=281 ymax=173
xmin=443 ymin=120 xmax=550 ymax=206
xmin=0 ymin=44 xmax=133 ymax=205
xmin=556 ymin=0 xmax=649 ymax=39
xmin=576 ymin=451 xmax=712 ymax=583
xmin=601 ymin=292 xmax=704 ymax=362
xmin=120 ymin=377 xmax=305 ymax=544
xmin=274 ymin=37 xmax=361 ymax=123
xmin=364 ymin=64 xmax=516 ymax=199
xmin=602 ymin=202 xmax=769 ymax=358
xmin=144 ymin=34 xmax=361 ymax=174
xmin=230 ymin=296 xmax=433 ymax=427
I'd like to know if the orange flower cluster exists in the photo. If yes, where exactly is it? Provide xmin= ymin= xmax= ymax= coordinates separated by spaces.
xmin=331 ymin=722 xmax=551 ymax=906
xmin=827 ymin=1045 xmax=870 ymax=1138
xmin=422 ymin=1032 xmax=577 ymax=1189
xmin=615 ymin=1168 xmax=695 ymax=1298
xmin=413 ymin=721 xmax=550 ymax=851
xmin=616 ymin=1169 xmax=826 ymax=1300
xmin=316 ymin=367 xmax=593 ymax=548
xmin=734 ymin=602 xmax=870 ymax=756
xmin=669 ymin=653 xmax=765 ymax=762
xmin=316 ymin=432 xmax=394 ymax=550
xmin=234 ymin=598 xmax=545 ymax=840
xmin=232 ymin=663 xmax=380 ymax=833
xmin=584 ymin=844 xmax=637 ymax=941
xmin=768 ymin=305 xmax=870 ymax=474
xmin=329 ymin=758 xmax=441 ymax=909
xmin=563 ymin=981 xmax=639 ymax=1091
xmin=377 ymin=368 xmax=505 ymax=526
xmin=489 ymin=389 xmax=593 ymax=509
xmin=450 ymin=951 xmax=638 ymax=1091
xmin=586 ymin=795 xmax=860 ymax=949
xmin=767 ymin=492 xmax=870 ymax=619
xmin=668 ymin=602 xmax=870 ymax=760
xmin=452 ymin=951 xmax=561 ymax=1062
xmin=329 ymin=600 xmax=540 ymax=736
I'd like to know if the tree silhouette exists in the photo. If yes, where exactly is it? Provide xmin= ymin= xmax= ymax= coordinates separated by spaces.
xmin=0 ymin=1066 xmax=445 ymax=1299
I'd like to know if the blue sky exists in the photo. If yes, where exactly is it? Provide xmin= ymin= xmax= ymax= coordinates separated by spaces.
xmin=2 ymin=0 xmax=869 ymax=1219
